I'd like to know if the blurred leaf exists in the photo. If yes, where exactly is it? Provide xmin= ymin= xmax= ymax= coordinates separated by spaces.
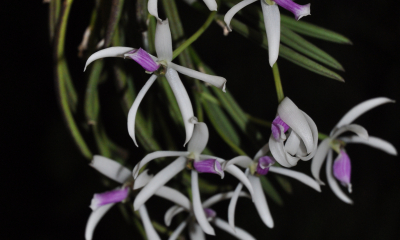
xmin=275 ymin=175 xmax=293 ymax=194
xmin=260 ymin=176 xmax=284 ymax=206
xmin=104 ymin=0 xmax=125 ymax=47
xmin=84 ymin=60 xmax=104 ymax=124
xmin=48 ymin=0 xmax=61 ymax=42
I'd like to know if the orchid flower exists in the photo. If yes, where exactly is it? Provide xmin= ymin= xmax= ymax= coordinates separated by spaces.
xmin=224 ymin=0 xmax=311 ymax=66
xmin=132 ymin=122 xmax=254 ymax=235
xmin=222 ymin=142 xmax=321 ymax=230
xmin=85 ymin=155 xmax=206 ymax=240
xmin=268 ymin=97 xmax=318 ymax=167
xmin=311 ymin=97 xmax=397 ymax=204
xmin=148 ymin=0 xmax=218 ymax=21
xmin=84 ymin=19 xmax=226 ymax=147
xmin=164 ymin=191 xmax=256 ymax=240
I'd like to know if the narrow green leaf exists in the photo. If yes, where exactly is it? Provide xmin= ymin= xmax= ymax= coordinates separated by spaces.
xmin=48 ymin=0 xmax=61 ymax=42
xmin=104 ymin=0 xmax=125 ymax=47
xmin=201 ymin=91 xmax=221 ymax=106
xmin=275 ymin=175 xmax=293 ymax=194
xmin=260 ymin=176 xmax=284 ymax=206
xmin=84 ymin=60 xmax=104 ymax=124
xmin=281 ymin=15 xmax=352 ymax=44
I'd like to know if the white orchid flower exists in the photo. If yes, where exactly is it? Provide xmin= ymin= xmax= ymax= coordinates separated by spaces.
xmin=85 ymin=155 xmax=203 ymax=240
xmin=132 ymin=122 xmax=254 ymax=236
xmin=221 ymin=142 xmax=320 ymax=230
xmin=268 ymin=97 xmax=318 ymax=167
xmin=311 ymin=97 xmax=397 ymax=204
xmin=224 ymin=0 xmax=310 ymax=66
xmin=84 ymin=19 xmax=226 ymax=147
xmin=148 ymin=0 xmax=218 ymax=21
xmin=164 ymin=191 xmax=256 ymax=240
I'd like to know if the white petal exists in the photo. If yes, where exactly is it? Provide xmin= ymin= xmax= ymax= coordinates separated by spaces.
xmin=334 ymin=97 xmax=395 ymax=130
xmin=331 ymin=124 xmax=369 ymax=140
xmin=148 ymin=0 xmax=161 ymax=21
xmin=224 ymin=164 xmax=254 ymax=196
xmin=90 ymin=155 xmax=131 ymax=184
xmin=310 ymin=139 xmax=330 ymax=185
xmin=213 ymin=217 xmax=256 ymax=240
xmin=169 ymin=219 xmax=189 ymax=240
xmin=85 ymin=203 xmax=115 ymax=240
xmin=253 ymin=142 xmax=270 ymax=160
xmin=269 ymin=166 xmax=321 ymax=192
xmin=165 ymin=67 xmax=196 ymax=146
xmin=202 ymin=0 xmax=218 ymax=11
xmin=134 ymin=157 xmax=187 ymax=210
xmin=165 ymin=206 xmax=185 ymax=226
xmin=155 ymin=19 xmax=173 ymax=61
xmin=285 ymin=130 xmax=301 ymax=156
xmin=248 ymin=175 xmax=274 ymax=228
xmin=261 ymin=2 xmax=280 ymax=67
xmin=133 ymin=169 xmax=153 ymax=190
xmin=340 ymin=136 xmax=397 ymax=156
xmin=188 ymin=122 xmax=209 ymax=159
xmin=133 ymin=151 xmax=188 ymax=178
xmin=326 ymin=150 xmax=353 ymax=204
xmin=297 ymin=110 xmax=319 ymax=160
xmin=223 ymin=156 xmax=253 ymax=169
xmin=139 ymin=205 xmax=161 ymax=240
xmin=268 ymin=135 xmax=294 ymax=167
xmin=189 ymin=223 xmax=206 ymax=240
xmin=168 ymin=62 xmax=227 ymax=92
xmin=155 ymin=186 xmax=191 ymax=210
xmin=191 ymin=170 xmax=215 ymax=235
xmin=224 ymin=0 xmax=258 ymax=31
xmin=203 ymin=190 xmax=250 ymax=208
xmin=278 ymin=98 xmax=314 ymax=153
xmin=84 ymin=47 xmax=134 ymax=71
xmin=127 ymin=74 xmax=158 ymax=147
xmin=228 ymin=182 xmax=243 ymax=230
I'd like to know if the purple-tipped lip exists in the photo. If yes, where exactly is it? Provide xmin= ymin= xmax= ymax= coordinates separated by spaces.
xmin=90 ymin=187 xmax=129 ymax=211
xmin=273 ymin=0 xmax=311 ymax=21
xmin=333 ymin=150 xmax=352 ymax=192
xmin=204 ymin=208 xmax=217 ymax=221
xmin=256 ymin=156 xmax=276 ymax=175
xmin=193 ymin=159 xmax=225 ymax=178
xmin=272 ymin=116 xmax=289 ymax=140
xmin=125 ymin=48 xmax=160 ymax=72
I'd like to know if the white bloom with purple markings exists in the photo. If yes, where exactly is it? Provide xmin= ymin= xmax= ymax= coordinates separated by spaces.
xmin=224 ymin=0 xmax=310 ymax=66
xmin=84 ymin=20 xmax=226 ymax=147
xmin=148 ymin=0 xmax=218 ymax=21
xmin=311 ymin=97 xmax=397 ymax=204
xmin=131 ymin=122 xmax=254 ymax=236
xmin=268 ymin=97 xmax=318 ymax=167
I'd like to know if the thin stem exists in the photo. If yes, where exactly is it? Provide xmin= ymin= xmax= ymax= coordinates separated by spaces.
xmin=245 ymin=114 xmax=271 ymax=127
xmin=318 ymin=132 xmax=329 ymax=140
xmin=172 ymin=11 xmax=217 ymax=60
xmin=272 ymin=63 xmax=284 ymax=103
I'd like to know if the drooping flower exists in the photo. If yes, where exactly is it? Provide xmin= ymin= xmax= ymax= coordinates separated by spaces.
xmin=311 ymin=97 xmax=397 ymax=204
xmin=148 ymin=0 xmax=218 ymax=21
xmin=224 ymin=0 xmax=311 ymax=66
xmin=221 ymin=143 xmax=321 ymax=230
xmin=131 ymin=122 xmax=254 ymax=236
xmin=84 ymin=19 xmax=226 ymax=147
xmin=268 ymin=97 xmax=318 ymax=167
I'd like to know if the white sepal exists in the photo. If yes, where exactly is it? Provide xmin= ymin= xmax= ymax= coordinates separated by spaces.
xmin=133 ymin=169 xmax=153 ymax=190
xmin=188 ymin=122 xmax=209 ymax=160
xmin=310 ymin=139 xmax=330 ymax=185
xmin=90 ymin=155 xmax=131 ymax=184
xmin=84 ymin=47 xmax=134 ymax=71
xmin=223 ymin=155 xmax=253 ymax=169
xmin=139 ymin=205 xmax=161 ymax=240
xmin=269 ymin=166 xmax=321 ymax=192
xmin=248 ymin=175 xmax=274 ymax=228
xmin=223 ymin=164 xmax=254 ymax=197
xmin=261 ymin=2 xmax=280 ymax=67
xmin=189 ymin=223 xmax=206 ymax=240
xmin=213 ymin=217 xmax=256 ymax=240
xmin=202 ymin=0 xmax=218 ymax=11
xmin=155 ymin=186 xmax=191 ymax=210
xmin=228 ymin=182 xmax=244 ymax=231
xmin=340 ymin=136 xmax=397 ymax=156
xmin=148 ymin=0 xmax=161 ymax=21
xmin=155 ymin=19 xmax=173 ymax=61
xmin=85 ymin=203 xmax=115 ymax=240
xmin=169 ymin=218 xmax=189 ymax=240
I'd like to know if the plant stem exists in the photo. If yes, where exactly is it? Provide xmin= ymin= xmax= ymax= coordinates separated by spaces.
xmin=272 ymin=63 xmax=284 ymax=103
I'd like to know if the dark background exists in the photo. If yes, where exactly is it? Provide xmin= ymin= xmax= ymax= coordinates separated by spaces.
xmin=3 ymin=0 xmax=400 ymax=239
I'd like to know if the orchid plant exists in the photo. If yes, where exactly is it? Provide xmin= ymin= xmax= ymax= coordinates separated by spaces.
xmin=47 ymin=0 xmax=397 ymax=239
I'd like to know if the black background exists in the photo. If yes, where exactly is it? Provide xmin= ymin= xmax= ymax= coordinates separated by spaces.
xmin=2 ymin=0 xmax=400 ymax=239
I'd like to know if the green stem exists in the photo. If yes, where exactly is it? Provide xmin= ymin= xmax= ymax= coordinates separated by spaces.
xmin=172 ymin=11 xmax=216 ymax=60
xmin=318 ymin=132 xmax=329 ymax=140
xmin=272 ymin=63 xmax=284 ymax=103
xmin=245 ymin=114 xmax=271 ymax=127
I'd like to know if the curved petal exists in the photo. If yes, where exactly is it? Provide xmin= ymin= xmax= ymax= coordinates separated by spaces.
xmin=310 ymin=139 xmax=330 ymax=185
xmin=165 ymin=67 xmax=195 ymax=146
xmin=213 ymin=217 xmax=256 ymax=240
xmin=223 ymin=155 xmax=253 ymax=169
xmin=191 ymin=170 xmax=215 ymax=235
xmin=85 ymin=203 xmax=115 ymax=240
xmin=134 ymin=170 xmax=153 ymax=190
xmin=340 ymin=136 xmax=397 ymax=156
xmin=139 ymin=205 xmax=161 ymax=240
xmin=285 ymin=131 xmax=301 ymax=156
xmin=188 ymin=122 xmax=209 ymax=159
xmin=273 ymin=0 xmax=310 ymax=20
xmin=133 ymin=151 xmax=188 ymax=178
xmin=155 ymin=186 xmax=191 ymax=210
xmin=165 ymin=206 xmax=185 ymax=226
xmin=148 ymin=0 xmax=161 ymax=21
xmin=278 ymin=97 xmax=314 ymax=153
xmin=134 ymin=157 xmax=187 ymax=210
xmin=326 ymin=150 xmax=353 ymax=204
xmin=202 ymin=0 xmax=218 ymax=11
xmin=269 ymin=166 xmax=321 ymax=192
xmin=189 ymin=223 xmax=206 ymax=240
xmin=334 ymin=97 xmax=395 ymax=130
xmin=168 ymin=62 xmax=227 ymax=92
xmin=84 ymin=47 xmax=134 ymax=71
xmin=90 ymin=155 xmax=131 ymax=184
xmin=228 ymin=182 xmax=243 ymax=231
xmin=268 ymin=135 xmax=294 ymax=167
xmin=331 ymin=124 xmax=369 ymax=140
xmin=127 ymin=74 xmax=158 ymax=147
xmin=203 ymin=190 xmax=250 ymax=208
xmin=169 ymin=218 xmax=189 ymax=240
xmin=253 ymin=142 xmax=270 ymax=160
xmin=224 ymin=164 xmax=254 ymax=197
xmin=261 ymin=2 xmax=280 ymax=67
xmin=248 ymin=175 xmax=274 ymax=228
xmin=155 ymin=19 xmax=173 ymax=61
xmin=224 ymin=0 xmax=258 ymax=31
xmin=297 ymin=111 xmax=318 ymax=160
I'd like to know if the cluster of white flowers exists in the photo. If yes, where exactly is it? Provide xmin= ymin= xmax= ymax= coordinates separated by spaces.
xmin=83 ymin=1 xmax=396 ymax=239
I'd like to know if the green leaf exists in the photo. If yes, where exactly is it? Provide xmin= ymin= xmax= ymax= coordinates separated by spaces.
xmin=84 ymin=60 xmax=104 ymax=124
xmin=260 ymin=176 xmax=284 ymax=206
xmin=104 ymin=0 xmax=125 ymax=47
xmin=275 ymin=175 xmax=293 ymax=194
xmin=48 ymin=0 xmax=61 ymax=42
xmin=281 ymin=15 xmax=352 ymax=44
